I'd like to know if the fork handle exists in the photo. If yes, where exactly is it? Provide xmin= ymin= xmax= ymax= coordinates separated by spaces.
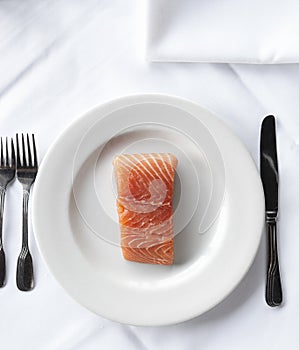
xmin=21 ymin=189 xmax=30 ymax=246
xmin=266 ymin=221 xmax=282 ymax=306
xmin=16 ymin=188 xmax=34 ymax=291
xmin=0 ymin=186 xmax=6 ymax=287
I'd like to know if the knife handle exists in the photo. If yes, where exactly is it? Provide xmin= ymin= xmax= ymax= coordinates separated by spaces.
xmin=266 ymin=219 xmax=282 ymax=306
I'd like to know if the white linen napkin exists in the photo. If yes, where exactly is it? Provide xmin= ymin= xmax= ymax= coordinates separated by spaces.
xmin=147 ymin=0 xmax=299 ymax=63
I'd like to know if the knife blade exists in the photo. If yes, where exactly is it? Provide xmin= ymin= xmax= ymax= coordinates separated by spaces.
xmin=260 ymin=115 xmax=282 ymax=306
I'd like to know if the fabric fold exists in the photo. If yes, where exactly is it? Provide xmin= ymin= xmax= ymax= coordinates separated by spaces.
xmin=147 ymin=0 xmax=299 ymax=64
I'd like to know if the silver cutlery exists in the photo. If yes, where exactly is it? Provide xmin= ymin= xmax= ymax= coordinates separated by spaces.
xmin=260 ymin=115 xmax=282 ymax=306
xmin=16 ymin=134 xmax=38 ymax=291
xmin=0 ymin=138 xmax=16 ymax=287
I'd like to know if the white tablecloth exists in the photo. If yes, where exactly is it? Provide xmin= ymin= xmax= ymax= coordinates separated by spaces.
xmin=1 ymin=1 xmax=299 ymax=349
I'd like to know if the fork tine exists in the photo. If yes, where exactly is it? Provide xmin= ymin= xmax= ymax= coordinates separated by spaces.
xmin=0 ymin=137 xmax=4 ymax=166
xmin=32 ymin=134 xmax=38 ymax=168
xmin=27 ymin=134 xmax=32 ymax=167
xmin=16 ymin=134 xmax=21 ymax=167
xmin=21 ymin=133 xmax=27 ymax=167
xmin=11 ymin=138 xmax=15 ymax=168
xmin=5 ymin=137 xmax=9 ymax=167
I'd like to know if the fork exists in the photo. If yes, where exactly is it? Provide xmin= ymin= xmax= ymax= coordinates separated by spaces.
xmin=0 ymin=138 xmax=15 ymax=287
xmin=16 ymin=134 xmax=38 ymax=291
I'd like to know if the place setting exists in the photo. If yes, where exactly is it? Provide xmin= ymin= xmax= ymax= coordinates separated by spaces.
xmin=0 ymin=95 xmax=283 ymax=325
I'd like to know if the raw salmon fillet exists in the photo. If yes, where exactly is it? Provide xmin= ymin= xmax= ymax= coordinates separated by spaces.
xmin=113 ymin=153 xmax=178 ymax=265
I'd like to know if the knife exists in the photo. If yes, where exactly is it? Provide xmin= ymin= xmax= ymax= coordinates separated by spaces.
xmin=260 ymin=115 xmax=282 ymax=306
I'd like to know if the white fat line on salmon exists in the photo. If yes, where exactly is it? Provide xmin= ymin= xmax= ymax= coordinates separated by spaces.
xmin=157 ymin=153 xmax=173 ymax=183
xmin=140 ymin=154 xmax=170 ymax=186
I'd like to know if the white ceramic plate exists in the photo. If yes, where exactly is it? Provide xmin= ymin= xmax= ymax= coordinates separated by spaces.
xmin=32 ymin=94 xmax=264 ymax=326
